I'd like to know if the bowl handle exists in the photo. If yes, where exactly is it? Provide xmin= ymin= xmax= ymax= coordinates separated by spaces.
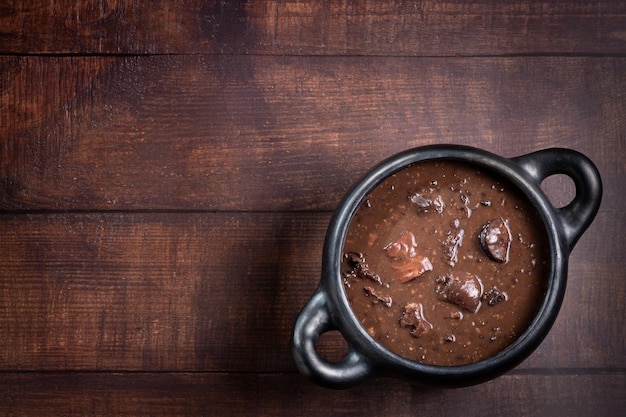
xmin=291 ymin=290 xmax=375 ymax=388
xmin=512 ymin=148 xmax=602 ymax=251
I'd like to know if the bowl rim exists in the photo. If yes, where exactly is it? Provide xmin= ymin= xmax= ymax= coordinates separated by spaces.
xmin=322 ymin=144 xmax=567 ymax=383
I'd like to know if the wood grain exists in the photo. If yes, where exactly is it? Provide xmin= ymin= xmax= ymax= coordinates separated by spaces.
xmin=1 ymin=1 xmax=625 ymax=56
xmin=0 ymin=212 xmax=622 ymax=371
xmin=2 ymin=55 xmax=624 ymax=211
xmin=2 ymin=1 xmax=625 ymax=415
xmin=0 ymin=372 xmax=624 ymax=417
xmin=0 ymin=212 xmax=324 ymax=371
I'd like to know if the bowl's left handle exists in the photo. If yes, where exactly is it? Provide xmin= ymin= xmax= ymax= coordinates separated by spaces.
xmin=291 ymin=290 xmax=375 ymax=388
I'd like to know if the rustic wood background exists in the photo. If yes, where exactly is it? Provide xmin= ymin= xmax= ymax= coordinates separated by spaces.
xmin=1 ymin=1 xmax=624 ymax=416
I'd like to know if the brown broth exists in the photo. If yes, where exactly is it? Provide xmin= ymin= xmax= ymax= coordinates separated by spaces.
xmin=342 ymin=160 xmax=550 ymax=366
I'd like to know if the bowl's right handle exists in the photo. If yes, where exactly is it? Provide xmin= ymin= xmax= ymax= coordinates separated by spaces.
xmin=512 ymin=148 xmax=602 ymax=251
xmin=291 ymin=290 xmax=375 ymax=388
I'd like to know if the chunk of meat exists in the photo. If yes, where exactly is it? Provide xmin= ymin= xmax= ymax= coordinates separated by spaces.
xmin=409 ymin=187 xmax=445 ymax=214
xmin=363 ymin=286 xmax=392 ymax=307
xmin=390 ymin=256 xmax=433 ymax=283
xmin=400 ymin=303 xmax=433 ymax=338
xmin=479 ymin=217 xmax=512 ymax=263
xmin=435 ymin=272 xmax=484 ymax=313
xmin=384 ymin=231 xmax=433 ymax=283
xmin=442 ymin=228 xmax=465 ymax=267
xmin=384 ymin=231 xmax=418 ymax=260
xmin=483 ymin=286 xmax=508 ymax=306
xmin=343 ymin=252 xmax=383 ymax=286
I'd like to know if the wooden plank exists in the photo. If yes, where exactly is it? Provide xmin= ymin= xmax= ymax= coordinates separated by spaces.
xmin=2 ymin=55 xmax=624 ymax=211
xmin=0 ymin=212 xmax=325 ymax=371
xmin=0 ymin=212 xmax=622 ymax=372
xmin=0 ymin=372 xmax=624 ymax=416
xmin=1 ymin=1 xmax=625 ymax=55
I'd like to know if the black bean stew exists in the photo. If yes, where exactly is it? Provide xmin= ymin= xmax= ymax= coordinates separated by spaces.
xmin=342 ymin=160 xmax=550 ymax=366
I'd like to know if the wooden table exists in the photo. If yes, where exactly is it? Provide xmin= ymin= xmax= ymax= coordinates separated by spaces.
xmin=1 ymin=1 xmax=624 ymax=415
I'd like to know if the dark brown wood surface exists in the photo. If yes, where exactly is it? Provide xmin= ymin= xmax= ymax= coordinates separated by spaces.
xmin=1 ymin=1 xmax=625 ymax=416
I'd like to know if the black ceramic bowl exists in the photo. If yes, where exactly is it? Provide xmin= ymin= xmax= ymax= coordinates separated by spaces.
xmin=291 ymin=145 xmax=602 ymax=388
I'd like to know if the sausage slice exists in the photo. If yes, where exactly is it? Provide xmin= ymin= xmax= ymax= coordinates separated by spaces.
xmin=479 ymin=217 xmax=512 ymax=263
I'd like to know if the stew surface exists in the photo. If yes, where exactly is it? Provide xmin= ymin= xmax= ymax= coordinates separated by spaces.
xmin=342 ymin=160 xmax=550 ymax=365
